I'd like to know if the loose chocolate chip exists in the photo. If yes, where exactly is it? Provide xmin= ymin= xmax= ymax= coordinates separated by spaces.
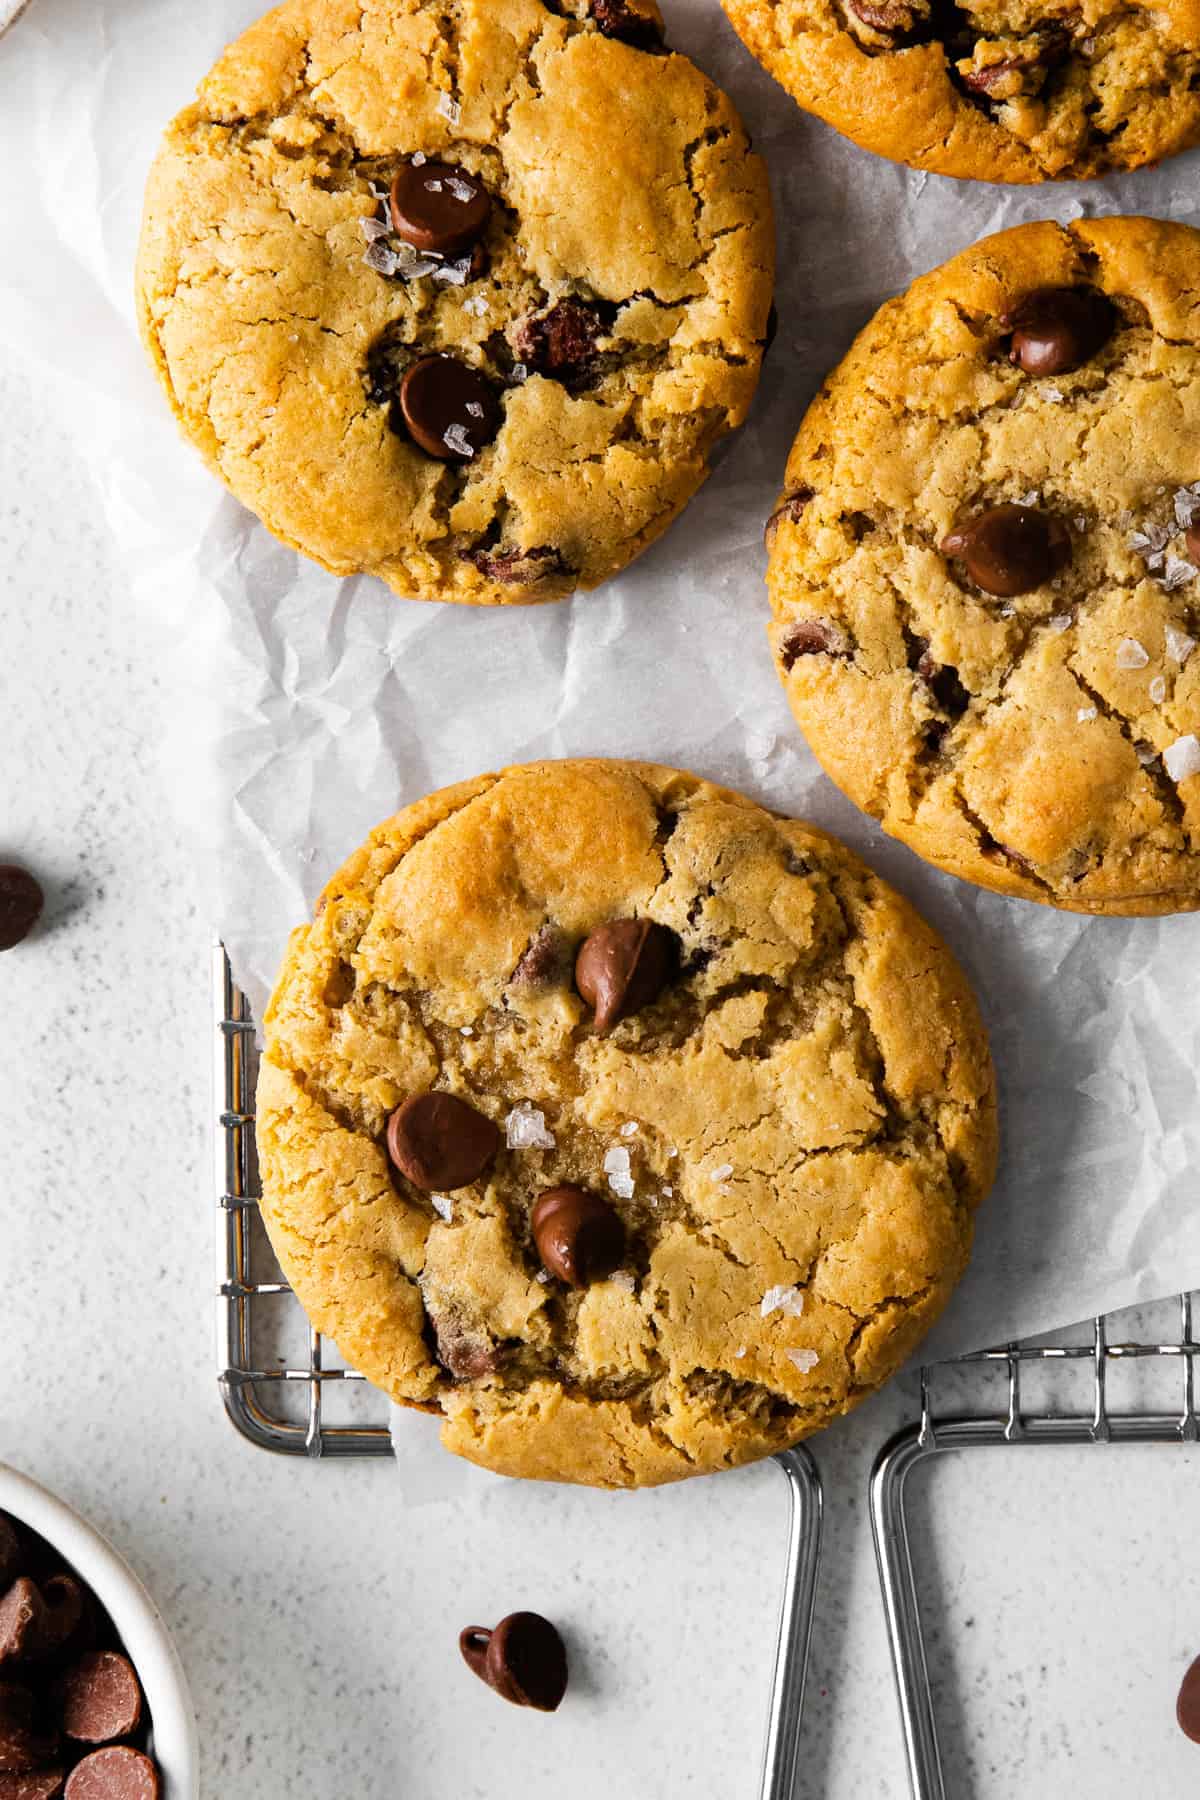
xmin=779 ymin=618 xmax=841 ymax=668
xmin=764 ymin=487 xmax=814 ymax=550
xmin=917 ymin=652 xmax=971 ymax=716
xmin=57 ymin=1653 xmax=142 ymax=1746
xmin=510 ymin=925 xmax=570 ymax=990
xmin=389 ymin=160 xmax=490 ymax=258
xmin=589 ymin=0 xmax=663 ymax=47
xmin=466 ymin=545 xmax=566 ymax=587
xmin=0 ymin=869 xmax=43 ymax=953
xmin=398 ymin=355 xmax=501 ymax=461
xmin=386 ymin=1092 xmax=500 ymax=1192
xmin=575 ymin=919 xmax=677 ymax=1034
xmin=64 ymin=1749 xmax=160 ymax=1800
xmin=532 ymin=1186 xmax=625 ymax=1289
xmin=0 ymin=1770 xmax=67 ymax=1799
xmin=940 ymin=504 xmax=1071 ymax=597
xmin=1178 ymin=1654 xmax=1200 ymax=1743
xmin=0 ymin=1684 xmax=56 ymax=1775
xmin=459 ymin=1612 xmax=568 ymax=1712
xmin=0 ymin=1587 xmax=43 ymax=1668
xmin=430 ymin=1313 xmax=502 ymax=1381
xmin=512 ymin=299 xmax=607 ymax=385
xmin=1004 ymin=286 xmax=1115 ymax=377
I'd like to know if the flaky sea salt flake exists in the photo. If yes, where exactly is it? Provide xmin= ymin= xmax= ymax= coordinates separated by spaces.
xmin=431 ymin=1194 xmax=453 ymax=1223
xmin=1043 ymin=387 xmax=1065 ymax=404
xmin=464 ymin=294 xmax=488 ymax=317
xmin=733 ymin=1346 xmax=747 ymax=1360
xmin=359 ymin=216 xmax=392 ymax=243
xmin=761 ymin=1284 xmax=805 ymax=1320
xmin=1047 ymin=614 xmax=1072 ymax=634
xmin=1018 ymin=489 xmax=1040 ymax=508
xmin=610 ymin=1271 xmax=636 ymax=1293
xmin=1076 ymin=706 xmax=1097 ymax=723
xmin=363 ymin=242 xmax=400 ymax=276
xmin=505 ymin=1101 xmax=555 ymax=1150
xmin=436 ymin=91 xmax=462 ymax=126
xmin=447 ymin=177 xmax=477 ymax=202
xmin=1161 ymin=556 xmax=1198 ymax=592
xmin=443 ymin=423 xmax=476 ymax=458
xmin=786 ymin=1348 xmax=820 ymax=1374
xmin=424 ymin=177 xmax=444 ymax=192
xmin=1174 ymin=486 xmax=1200 ymax=528
xmin=1164 ymin=734 xmax=1200 ymax=782
xmin=711 ymin=1162 xmax=734 ymax=1183
xmin=1166 ymin=626 xmax=1197 ymax=665
xmin=1150 ymin=675 xmax=1167 ymax=704
xmin=1116 ymin=637 xmax=1149 ymax=670
xmin=1130 ymin=523 xmax=1171 ymax=558
xmin=620 ymin=1121 xmax=638 ymax=1137
xmin=465 ymin=401 xmax=484 ymax=419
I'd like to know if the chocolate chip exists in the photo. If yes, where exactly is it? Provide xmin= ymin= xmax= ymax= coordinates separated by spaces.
xmin=1178 ymin=1653 xmax=1200 ymax=1743
xmin=1004 ymin=287 xmax=1115 ymax=377
xmin=0 ymin=1770 xmax=67 ymax=1799
xmin=430 ymin=1314 xmax=502 ymax=1381
xmin=846 ymin=0 xmax=926 ymax=37
xmin=63 ymin=1749 xmax=160 ymax=1800
xmin=764 ymin=487 xmax=814 ymax=550
xmin=0 ymin=869 xmax=43 ymax=953
xmin=0 ymin=1587 xmax=43 ymax=1668
xmin=0 ymin=1527 xmax=18 ymax=1597
xmin=466 ymin=545 xmax=566 ymax=587
xmin=917 ymin=652 xmax=971 ymax=716
xmin=940 ymin=504 xmax=1071 ymax=597
xmin=510 ymin=926 xmax=570 ymax=990
xmin=386 ymin=1092 xmax=500 ymax=1192
xmin=1187 ymin=524 xmax=1200 ymax=565
xmin=575 ymin=919 xmax=677 ymax=1033
xmin=589 ymin=0 xmax=663 ymax=47
xmin=57 ymin=1653 xmax=142 ymax=1746
xmin=512 ymin=299 xmax=607 ymax=386
xmin=531 ymin=1186 xmax=625 ymax=1289
xmin=959 ymin=28 xmax=1068 ymax=99
xmin=398 ymin=355 xmax=501 ymax=461
xmin=34 ymin=1581 xmax=86 ymax=1663
xmin=388 ymin=161 xmax=490 ymax=258
xmin=459 ymin=1613 xmax=568 ymax=1712
xmin=779 ymin=618 xmax=841 ymax=668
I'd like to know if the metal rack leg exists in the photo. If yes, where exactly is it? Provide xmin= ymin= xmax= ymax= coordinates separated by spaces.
xmin=760 ymin=1446 xmax=824 ymax=1800
xmin=870 ymin=1428 xmax=944 ymax=1800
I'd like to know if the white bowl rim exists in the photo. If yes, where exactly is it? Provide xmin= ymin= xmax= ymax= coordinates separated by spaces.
xmin=0 ymin=1462 xmax=200 ymax=1798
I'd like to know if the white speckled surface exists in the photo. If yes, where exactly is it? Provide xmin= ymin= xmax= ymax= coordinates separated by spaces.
xmin=4 ymin=346 xmax=1200 ymax=1800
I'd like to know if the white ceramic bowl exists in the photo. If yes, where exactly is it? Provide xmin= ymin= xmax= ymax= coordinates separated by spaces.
xmin=0 ymin=1464 xmax=199 ymax=1799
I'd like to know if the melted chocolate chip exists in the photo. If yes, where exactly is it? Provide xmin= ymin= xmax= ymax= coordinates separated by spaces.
xmin=459 ymin=1613 xmax=568 ymax=1712
xmin=940 ymin=504 xmax=1071 ymax=597
xmin=398 ymin=355 xmax=501 ymax=461
xmin=512 ymin=299 xmax=608 ymax=386
xmin=466 ymin=545 xmax=566 ymax=587
xmin=532 ymin=1186 xmax=625 ymax=1289
xmin=1186 ymin=524 xmax=1200 ymax=565
xmin=510 ymin=926 xmax=570 ymax=989
xmin=1004 ymin=286 xmax=1115 ymax=377
xmin=764 ymin=487 xmax=814 ymax=550
xmin=430 ymin=1314 xmax=502 ymax=1381
xmin=589 ymin=0 xmax=663 ymax=47
xmin=0 ymin=868 xmax=43 ymax=953
xmin=575 ymin=919 xmax=677 ymax=1033
xmin=386 ymin=1092 xmax=500 ymax=1192
xmin=846 ymin=0 xmax=926 ymax=36
xmin=779 ymin=618 xmax=841 ymax=668
xmin=917 ymin=651 xmax=971 ymax=716
xmin=389 ymin=161 xmax=490 ymax=257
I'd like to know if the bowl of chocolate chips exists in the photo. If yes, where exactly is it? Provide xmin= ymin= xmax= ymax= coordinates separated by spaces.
xmin=0 ymin=1465 xmax=198 ymax=1798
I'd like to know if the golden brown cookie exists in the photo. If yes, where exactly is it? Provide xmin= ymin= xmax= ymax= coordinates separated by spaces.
xmin=767 ymin=218 xmax=1200 ymax=916
xmin=721 ymin=0 xmax=1200 ymax=182
xmin=136 ymin=0 xmax=773 ymax=606
xmin=255 ymin=759 xmax=997 ymax=1488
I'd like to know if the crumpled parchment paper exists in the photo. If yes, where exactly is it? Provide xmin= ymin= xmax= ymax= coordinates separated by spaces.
xmin=1 ymin=0 xmax=1198 ymax=1373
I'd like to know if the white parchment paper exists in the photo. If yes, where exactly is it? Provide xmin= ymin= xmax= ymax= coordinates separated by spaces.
xmin=1 ymin=0 xmax=1198 ymax=1368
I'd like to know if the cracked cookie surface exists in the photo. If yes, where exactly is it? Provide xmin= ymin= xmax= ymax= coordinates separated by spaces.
xmin=255 ymin=758 xmax=997 ymax=1487
xmin=721 ymin=0 xmax=1200 ymax=182
xmin=766 ymin=217 xmax=1200 ymax=916
xmin=136 ymin=0 xmax=773 ymax=606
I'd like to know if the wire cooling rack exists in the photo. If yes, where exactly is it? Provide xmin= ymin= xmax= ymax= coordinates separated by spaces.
xmin=872 ymin=1298 xmax=1200 ymax=1800
xmin=212 ymin=941 xmax=822 ymax=1799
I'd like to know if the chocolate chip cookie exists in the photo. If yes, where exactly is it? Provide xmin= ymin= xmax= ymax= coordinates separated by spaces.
xmin=721 ymin=0 xmax=1200 ymax=182
xmin=255 ymin=759 xmax=997 ymax=1488
xmin=136 ymin=0 xmax=773 ymax=606
xmin=767 ymin=217 xmax=1200 ymax=916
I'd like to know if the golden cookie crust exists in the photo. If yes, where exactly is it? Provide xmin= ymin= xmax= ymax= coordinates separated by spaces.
xmin=136 ymin=0 xmax=773 ymax=606
xmin=767 ymin=217 xmax=1200 ymax=917
xmin=721 ymin=0 xmax=1200 ymax=182
xmin=255 ymin=759 xmax=997 ymax=1488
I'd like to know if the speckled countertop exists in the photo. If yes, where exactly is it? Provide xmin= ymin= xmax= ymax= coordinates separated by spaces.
xmin=3 ymin=345 xmax=1199 ymax=1799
